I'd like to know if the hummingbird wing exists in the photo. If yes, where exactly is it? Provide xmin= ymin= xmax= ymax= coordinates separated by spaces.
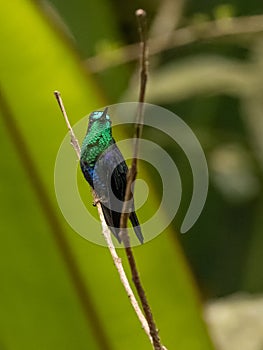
xmin=96 ymin=143 xmax=144 ymax=244
xmin=109 ymin=147 xmax=144 ymax=243
xmin=94 ymin=143 xmax=127 ymax=234
xmin=108 ymin=146 xmax=144 ymax=244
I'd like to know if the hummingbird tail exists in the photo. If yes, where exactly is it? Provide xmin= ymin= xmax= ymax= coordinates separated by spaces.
xmin=130 ymin=212 xmax=144 ymax=244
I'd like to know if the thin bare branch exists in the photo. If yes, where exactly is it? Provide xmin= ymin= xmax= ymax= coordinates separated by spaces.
xmin=53 ymin=91 xmax=153 ymax=345
xmin=119 ymin=8 xmax=148 ymax=237
xmin=119 ymin=9 xmax=166 ymax=350
xmin=54 ymin=11 xmax=167 ymax=349
xmin=54 ymin=91 xmax=81 ymax=157
xmin=86 ymin=14 xmax=263 ymax=72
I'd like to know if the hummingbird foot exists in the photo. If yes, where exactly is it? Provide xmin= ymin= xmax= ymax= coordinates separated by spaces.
xmin=92 ymin=198 xmax=100 ymax=206
xmin=92 ymin=195 xmax=107 ymax=206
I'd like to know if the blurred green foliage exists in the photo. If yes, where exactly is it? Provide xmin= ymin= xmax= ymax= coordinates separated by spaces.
xmin=1 ymin=0 xmax=263 ymax=349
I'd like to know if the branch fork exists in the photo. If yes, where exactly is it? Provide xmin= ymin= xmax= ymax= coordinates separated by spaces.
xmin=54 ymin=9 xmax=167 ymax=350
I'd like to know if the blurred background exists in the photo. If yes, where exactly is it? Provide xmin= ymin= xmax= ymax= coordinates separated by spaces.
xmin=1 ymin=0 xmax=263 ymax=349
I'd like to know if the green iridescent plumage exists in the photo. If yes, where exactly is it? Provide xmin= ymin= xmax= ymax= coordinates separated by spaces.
xmin=80 ymin=108 xmax=143 ymax=244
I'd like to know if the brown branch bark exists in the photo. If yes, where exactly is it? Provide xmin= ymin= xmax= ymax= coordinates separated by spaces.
xmin=119 ymin=9 xmax=166 ymax=350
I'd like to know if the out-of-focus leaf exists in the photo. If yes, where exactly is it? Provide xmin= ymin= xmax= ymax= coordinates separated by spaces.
xmin=134 ymin=56 xmax=251 ymax=103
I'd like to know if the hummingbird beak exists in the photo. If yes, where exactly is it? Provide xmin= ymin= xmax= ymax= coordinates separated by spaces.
xmin=101 ymin=106 xmax=108 ymax=120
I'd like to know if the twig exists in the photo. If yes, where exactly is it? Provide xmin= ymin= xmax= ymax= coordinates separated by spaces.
xmin=119 ymin=9 xmax=166 ymax=350
xmin=54 ymin=91 xmax=81 ymax=157
xmin=53 ymin=91 xmax=153 ymax=345
xmin=119 ymin=9 xmax=148 ymax=240
xmin=86 ymin=14 xmax=263 ymax=72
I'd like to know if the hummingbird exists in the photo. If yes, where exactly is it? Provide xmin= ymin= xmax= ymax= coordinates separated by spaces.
xmin=80 ymin=107 xmax=144 ymax=244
